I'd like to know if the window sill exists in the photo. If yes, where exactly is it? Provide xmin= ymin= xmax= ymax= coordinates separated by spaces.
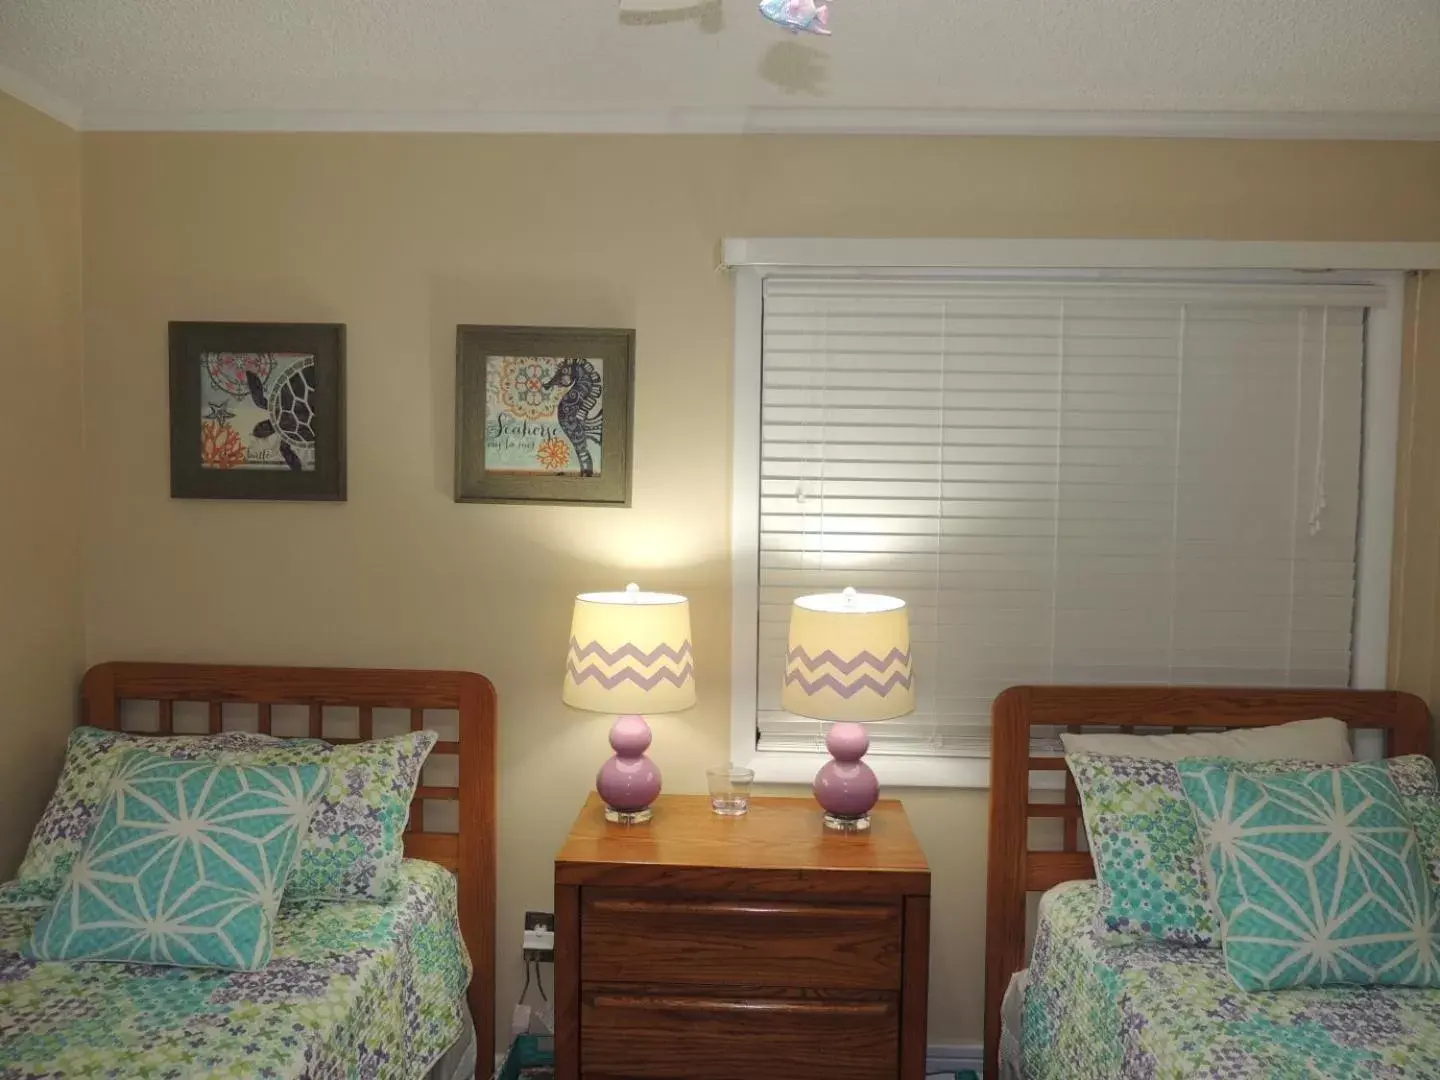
xmin=741 ymin=750 xmax=1060 ymax=790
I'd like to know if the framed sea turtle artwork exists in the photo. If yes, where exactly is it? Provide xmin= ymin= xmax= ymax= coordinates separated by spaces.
xmin=455 ymin=325 xmax=634 ymax=506
xmin=169 ymin=322 xmax=346 ymax=500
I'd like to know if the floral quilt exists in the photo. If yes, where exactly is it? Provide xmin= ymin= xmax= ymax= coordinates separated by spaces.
xmin=0 ymin=860 xmax=470 ymax=1080
xmin=1018 ymin=880 xmax=1440 ymax=1079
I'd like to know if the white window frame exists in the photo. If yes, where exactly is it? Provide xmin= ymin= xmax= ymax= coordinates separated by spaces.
xmin=728 ymin=239 xmax=1428 ymax=789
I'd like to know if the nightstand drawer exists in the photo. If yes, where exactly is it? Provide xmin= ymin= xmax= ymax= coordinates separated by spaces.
xmin=581 ymin=988 xmax=898 ymax=1080
xmin=582 ymin=892 xmax=902 ymax=990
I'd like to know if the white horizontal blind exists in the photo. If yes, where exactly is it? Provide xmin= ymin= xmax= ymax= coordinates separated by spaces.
xmin=756 ymin=276 xmax=1373 ymax=757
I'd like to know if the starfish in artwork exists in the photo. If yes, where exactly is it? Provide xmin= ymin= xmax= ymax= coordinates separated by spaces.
xmin=204 ymin=399 xmax=237 ymax=425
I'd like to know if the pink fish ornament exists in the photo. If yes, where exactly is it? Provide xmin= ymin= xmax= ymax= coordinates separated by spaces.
xmin=759 ymin=0 xmax=830 ymax=35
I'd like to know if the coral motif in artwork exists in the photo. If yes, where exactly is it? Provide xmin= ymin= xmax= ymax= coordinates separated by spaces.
xmin=201 ymin=420 xmax=248 ymax=468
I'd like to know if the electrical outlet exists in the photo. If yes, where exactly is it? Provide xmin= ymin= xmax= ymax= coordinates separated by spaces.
xmin=523 ymin=910 xmax=555 ymax=963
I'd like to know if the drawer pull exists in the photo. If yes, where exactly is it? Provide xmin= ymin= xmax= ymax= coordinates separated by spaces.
xmin=587 ymin=898 xmax=892 ymax=921
xmin=589 ymin=994 xmax=894 ymax=1018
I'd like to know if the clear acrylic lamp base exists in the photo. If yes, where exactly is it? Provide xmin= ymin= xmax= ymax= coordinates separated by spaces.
xmin=603 ymin=806 xmax=653 ymax=825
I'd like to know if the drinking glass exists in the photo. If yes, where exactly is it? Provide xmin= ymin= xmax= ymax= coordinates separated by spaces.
xmin=707 ymin=765 xmax=755 ymax=816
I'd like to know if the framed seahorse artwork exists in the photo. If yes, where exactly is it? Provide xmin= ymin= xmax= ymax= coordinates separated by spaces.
xmin=455 ymin=325 xmax=635 ymax=506
xmin=169 ymin=322 xmax=346 ymax=500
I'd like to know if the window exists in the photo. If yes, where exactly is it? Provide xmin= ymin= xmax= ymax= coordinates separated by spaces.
xmin=730 ymin=248 xmax=1405 ymax=788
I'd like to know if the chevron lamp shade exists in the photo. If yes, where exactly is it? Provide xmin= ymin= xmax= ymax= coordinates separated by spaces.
xmin=563 ymin=584 xmax=697 ymax=715
xmin=783 ymin=589 xmax=915 ymax=722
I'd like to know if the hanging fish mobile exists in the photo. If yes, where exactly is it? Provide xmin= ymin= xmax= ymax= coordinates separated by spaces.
xmin=759 ymin=0 xmax=832 ymax=36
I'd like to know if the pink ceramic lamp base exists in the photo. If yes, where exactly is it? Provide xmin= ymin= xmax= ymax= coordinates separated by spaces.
xmin=813 ymin=722 xmax=879 ymax=832
xmin=596 ymin=714 xmax=662 ymax=824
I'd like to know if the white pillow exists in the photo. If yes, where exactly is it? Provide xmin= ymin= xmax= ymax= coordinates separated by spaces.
xmin=1058 ymin=715 xmax=1352 ymax=763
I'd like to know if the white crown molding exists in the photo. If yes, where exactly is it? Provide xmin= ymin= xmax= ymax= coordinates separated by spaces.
xmin=721 ymin=238 xmax=1440 ymax=271
xmin=0 ymin=63 xmax=82 ymax=129
xmin=79 ymin=104 xmax=1440 ymax=139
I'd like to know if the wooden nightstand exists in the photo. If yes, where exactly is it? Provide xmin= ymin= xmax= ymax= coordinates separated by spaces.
xmin=554 ymin=793 xmax=931 ymax=1080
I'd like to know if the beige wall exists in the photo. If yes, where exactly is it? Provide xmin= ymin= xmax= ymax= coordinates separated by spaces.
xmin=1390 ymin=271 xmax=1440 ymax=743
xmin=75 ymin=132 xmax=1440 ymax=1045
xmin=0 ymin=94 xmax=85 ymax=877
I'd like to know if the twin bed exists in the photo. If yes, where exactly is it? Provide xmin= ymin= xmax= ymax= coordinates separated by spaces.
xmin=983 ymin=685 xmax=1436 ymax=1080
xmin=11 ymin=670 xmax=1433 ymax=1078
xmin=0 ymin=662 xmax=497 ymax=1080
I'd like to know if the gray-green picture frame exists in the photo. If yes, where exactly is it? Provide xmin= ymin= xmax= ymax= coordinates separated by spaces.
xmin=169 ymin=321 xmax=347 ymax=501
xmin=455 ymin=325 xmax=635 ymax=506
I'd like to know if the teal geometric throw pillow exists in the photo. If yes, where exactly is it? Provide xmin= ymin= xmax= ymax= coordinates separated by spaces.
xmin=1177 ymin=759 xmax=1440 ymax=991
xmin=27 ymin=750 xmax=328 ymax=970
xmin=15 ymin=726 xmax=287 ymax=903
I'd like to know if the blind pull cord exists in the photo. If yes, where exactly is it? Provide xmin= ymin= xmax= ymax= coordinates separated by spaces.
xmin=1307 ymin=307 xmax=1331 ymax=537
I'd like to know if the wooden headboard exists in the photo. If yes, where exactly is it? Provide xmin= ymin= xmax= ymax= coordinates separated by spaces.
xmin=80 ymin=661 xmax=498 ymax=1066
xmin=982 ymin=685 xmax=1431 ymax=1080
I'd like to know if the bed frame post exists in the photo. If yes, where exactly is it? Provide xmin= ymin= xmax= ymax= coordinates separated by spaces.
xmin=984 ymin=686 xmax=1030 ymax=1080
xmin=458 ymin=672 xmax=498 ymax=1072
xmin=1390 ymin=693 xmax=1433 ymax=757
xmin=80 ymin=664 xmax=118 ymax=729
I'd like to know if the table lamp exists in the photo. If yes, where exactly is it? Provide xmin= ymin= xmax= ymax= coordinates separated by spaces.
xmin=783 ymin=587 xmax=914 ymax=832
xmin=563 ymin=583 xmax=696 ymax=824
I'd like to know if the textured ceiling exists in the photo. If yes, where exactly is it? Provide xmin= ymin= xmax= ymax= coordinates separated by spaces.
xmin=1 ymin=0 xmax=1438 ymax=132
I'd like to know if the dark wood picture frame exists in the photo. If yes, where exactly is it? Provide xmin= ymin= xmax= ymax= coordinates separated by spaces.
xmin=169 ymin=322 xmax=347 ymax=501
xmin=455 ymin=325 xmax=634 ymax=506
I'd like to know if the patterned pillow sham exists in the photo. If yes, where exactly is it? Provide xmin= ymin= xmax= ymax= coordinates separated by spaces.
xmin=28 ymin=750 xmax=329 ymax=970
xmin=231 ymin=731 xmax=438 ymax=903
xmin=16 ymin=726 xmax=438 ymax=906
xmin=1067 ymin=751 xmax=1440 ymax=948
xmin=16 ymin=726 xmax=285 ymax=900
xmin=1178 ymin=759 xmax=1440 ymax=991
